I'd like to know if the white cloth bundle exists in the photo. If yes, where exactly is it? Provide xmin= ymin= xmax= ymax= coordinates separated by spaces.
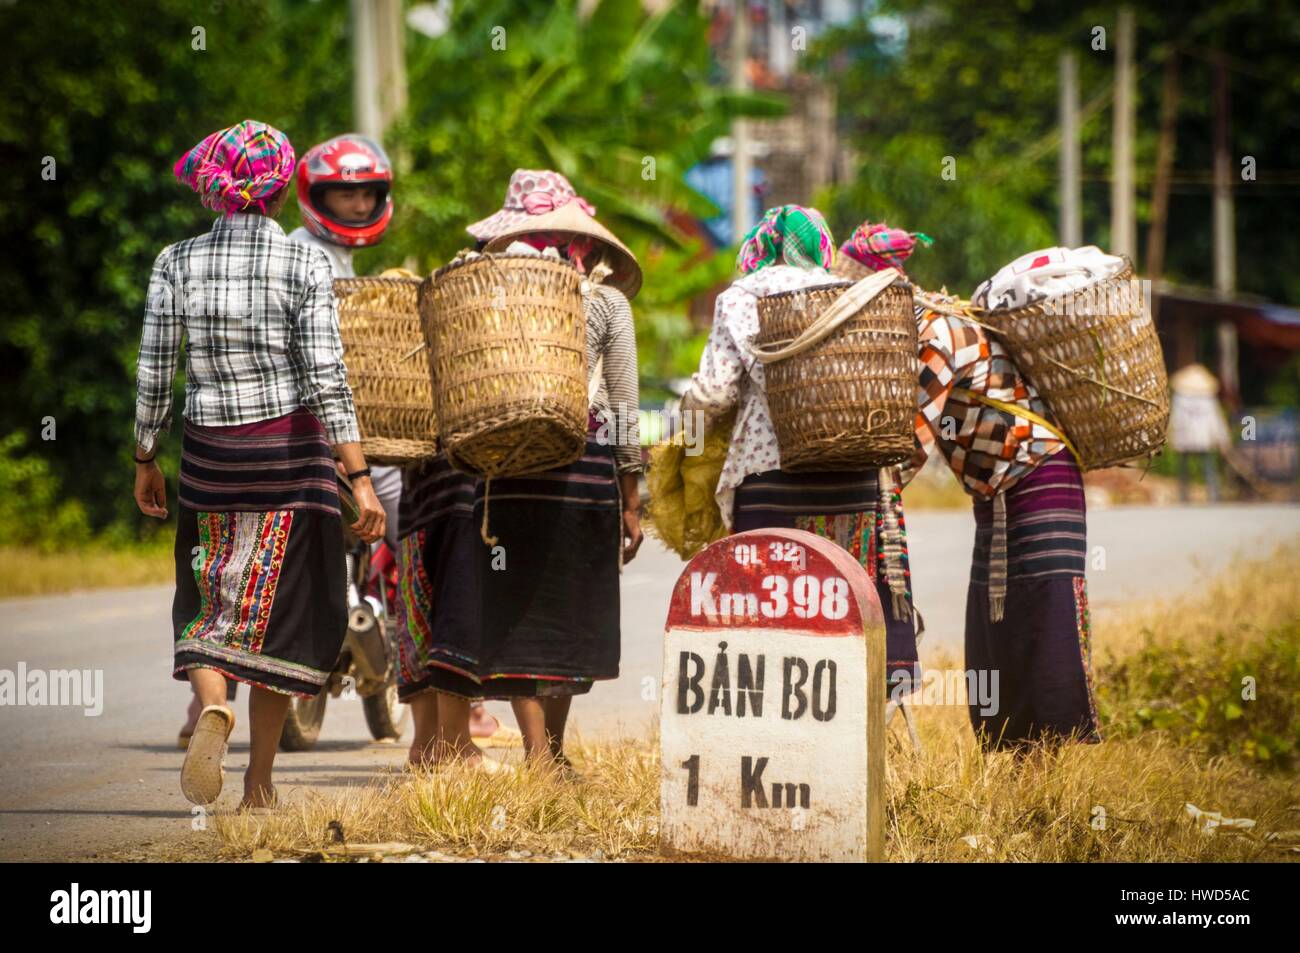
xmin=973 ymin=245 xmax=1126 ymax=311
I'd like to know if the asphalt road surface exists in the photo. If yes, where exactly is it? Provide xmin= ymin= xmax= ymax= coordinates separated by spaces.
xmin=1 ymin=503 xmax=1295 ymax=861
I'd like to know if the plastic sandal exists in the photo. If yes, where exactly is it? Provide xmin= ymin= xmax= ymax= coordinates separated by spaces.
xmin=180 ymin=704 xmax=235 ymax=806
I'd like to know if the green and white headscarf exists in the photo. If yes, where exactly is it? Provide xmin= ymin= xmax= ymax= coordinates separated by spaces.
xmin=736 ymin=204 xmax=835 ymax=274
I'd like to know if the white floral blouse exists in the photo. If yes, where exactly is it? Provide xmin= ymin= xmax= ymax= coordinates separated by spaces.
xmin=684 ymin=264 xmax=849 ymax=526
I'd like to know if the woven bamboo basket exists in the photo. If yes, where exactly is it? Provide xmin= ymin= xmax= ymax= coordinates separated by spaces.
xmin=754 ymin=277 xmax=917 ymax=471
xmin=830 ymin=254 xmax=874 ymax=282
xmin=420 ymin=254 xmax=588 ymax=478
xmin=334 ymin=275 xmax=438 ymax=465
xmin=975 ymin=259 xmax=1168 ymax=469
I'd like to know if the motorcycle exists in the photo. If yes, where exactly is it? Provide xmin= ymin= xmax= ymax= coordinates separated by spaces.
xmin=278 ymin=479 xmax=409 ymax=751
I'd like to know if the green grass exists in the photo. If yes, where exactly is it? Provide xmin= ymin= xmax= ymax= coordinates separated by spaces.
xmin=0 ymin=541 xmax=173 ymax=598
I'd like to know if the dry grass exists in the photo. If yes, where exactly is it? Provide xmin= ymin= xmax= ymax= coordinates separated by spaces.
xmin=0 ymin=543 xmax=172 ymax=598
xmin=197 ymin=545 xmax=1299 ymax=863
xmin=884 ymin=704 xmax=1298 ymax=861
xmin=210 ymin=741 xmax=660 ymax=862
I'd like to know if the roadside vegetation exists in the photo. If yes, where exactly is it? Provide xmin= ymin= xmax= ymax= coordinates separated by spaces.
xmin=178 ymin=545 xmax=1300 ymax=863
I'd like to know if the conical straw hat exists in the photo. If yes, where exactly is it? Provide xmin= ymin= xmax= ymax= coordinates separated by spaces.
xmin=1170 ymin=362 xmax=1219 ymax=397
xmin=484 ymin=200 xmax=642 ymax=300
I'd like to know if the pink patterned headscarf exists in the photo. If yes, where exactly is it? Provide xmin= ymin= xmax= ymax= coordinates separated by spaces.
xmin=841 ymin=221 xmax=933 ymax=275
xmin=173 ymin=120 xmax=296 ymax=215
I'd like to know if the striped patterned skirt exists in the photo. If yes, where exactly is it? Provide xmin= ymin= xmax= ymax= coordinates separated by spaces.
xmin=394 ymin=421 xmax=622 ymax=701
xmin=393 ymin=454 xmax=482 ymax=701
xmin=966 ymin=450 xmax=1100 ymax=747
xmin=171 ymin=408 xmax=347 ymax=698
xmin=477 ymin=424 xmax=622 ymax=698
xmin=732 ymin=468 xmax=921 ymax=689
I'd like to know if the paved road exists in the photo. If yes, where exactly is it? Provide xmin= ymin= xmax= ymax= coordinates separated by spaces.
xmin=1 ymin=503 xmax=1295 ymax=861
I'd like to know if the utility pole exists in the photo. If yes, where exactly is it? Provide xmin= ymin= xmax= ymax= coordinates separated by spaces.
xmin=732 ymin=0 xmax=753 ymax=244
xmin=1146 ymin=50 xmax=1180 ymax=327
xmin=353 ymin=0 xmax=380 ymax=140
xmin=352 ymin=0 xmax=407 ymax=140
xmin=377 ymin=0 xmax=407 ymax=132
xmin=1213 ymin=53 xmax=1239 ymax=401
xmin=1110 ymin=7 xmax=1136 ymax=261
xmin=1058 ymin=51 xmax=1081 ymax=247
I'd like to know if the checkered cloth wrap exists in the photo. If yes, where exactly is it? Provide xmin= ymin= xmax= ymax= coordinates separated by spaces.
xmin=902 ymin=302 xmax=1065 ymax=499
xmin=134 ymin=213 xmax=360 ymax=453
xmin=174 ymin=120 xmax=295 ymax=215
xmin=736 ymin=205 xmax=835 ymax=275
xmin=841 ymin=221 xmax=932 ymax=275
xmin=901 ymin=300 xmax=1067 ymax=620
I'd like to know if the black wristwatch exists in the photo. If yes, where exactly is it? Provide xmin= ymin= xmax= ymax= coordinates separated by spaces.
xmin=134 ymin=452 xmax=156 ymax=464
xmin=347 ymin=467 xmax=372 ymax=482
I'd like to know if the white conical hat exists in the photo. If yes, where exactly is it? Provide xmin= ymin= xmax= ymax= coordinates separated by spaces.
xmin=1170 ymin=363 xmax=1220 ymax=397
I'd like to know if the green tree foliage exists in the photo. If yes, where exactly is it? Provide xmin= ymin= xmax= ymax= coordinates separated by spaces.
xmin=377 ymin=0 xmax=782 ymax=386
xmin=1 ymin=0 xmax=773 ymax=538
xmin=812 ymin=0 xmax=1300 ymax=303
xmin=1 ymin=0 xmax=354 ymax=537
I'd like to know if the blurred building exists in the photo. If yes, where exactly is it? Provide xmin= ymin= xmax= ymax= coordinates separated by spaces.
xmin=684 ymin=1 xmax=860 ymax=324
xmin=1156 ymin=285 xmax=1300 ymax=406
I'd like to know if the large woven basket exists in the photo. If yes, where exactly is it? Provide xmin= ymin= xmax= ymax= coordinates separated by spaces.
xmin=754 ymin=277 xmax=917 ymax=471
xmin=334 ymin=275 xmax=438 ymax=465
xmin=977 ymin=259 xmax=1168 ymax=469
xmin=420 ymin=254 xmax=588 ymax=478
xmin=830 ymin=254 xmax=875 ymax=282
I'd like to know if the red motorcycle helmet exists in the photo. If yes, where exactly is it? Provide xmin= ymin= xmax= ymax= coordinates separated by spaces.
xmin=296 ymin=134 xmax=393 ymax=247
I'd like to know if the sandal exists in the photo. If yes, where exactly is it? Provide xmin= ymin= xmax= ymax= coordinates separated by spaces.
xmin=472 ymin=724 xmax=523 ymax=748
xmin=180 ymin=704 xmax=235 ymax=806
xmin=432 ymin=754 xmax=515 ymax=776
xmin=473 ymin=756 xmax=514 ymax=776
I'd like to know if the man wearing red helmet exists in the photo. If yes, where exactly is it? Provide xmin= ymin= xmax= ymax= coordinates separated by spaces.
xmin=290 ymin=132 xmax=394 ymax=277
xmin=289 ymin=133 xmax=403 ymax=551
xmin=294 ymin=134 xmax=504 ymax=746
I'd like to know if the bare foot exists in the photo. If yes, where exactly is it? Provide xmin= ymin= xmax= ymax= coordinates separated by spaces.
xmin=240 ymin=778 xmax=277 ymax=811
xmin=407 ymin=739 xmax=436 ymax=770
xmin=549 ymin=750 xmax=581 ymax=782
xmin=180 ymin=694 xmax=203 ymax=737
xmin=407 ymin=739 xmax=484 ymax=770
xmin=469 ymin=704 xmax=500 ymax=739
xmin=433 ymin=743 xmax=484 ymax=768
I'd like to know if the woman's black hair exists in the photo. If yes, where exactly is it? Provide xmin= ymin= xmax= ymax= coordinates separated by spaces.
xmin=473 ymin=239 xmax=488 ymax=252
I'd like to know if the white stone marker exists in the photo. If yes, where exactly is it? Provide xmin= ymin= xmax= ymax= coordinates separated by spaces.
xmin=660 ymin=528 xmax=885 ymax=862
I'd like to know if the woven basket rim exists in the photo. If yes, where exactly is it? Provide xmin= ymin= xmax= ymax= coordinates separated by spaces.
xmin=334 ymin=276 xmax=423 ymax=289
xmin=981 ymin=258 xmax=1135 ymax=317
xmin=431 ymin=251 xmax=583 ymax=283
xmin=759 ymin=279 xmax=915 ymax=304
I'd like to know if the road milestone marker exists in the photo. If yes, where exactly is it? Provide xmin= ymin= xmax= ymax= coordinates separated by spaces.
xmin=659 ymin=528 xmax=885 ymax=862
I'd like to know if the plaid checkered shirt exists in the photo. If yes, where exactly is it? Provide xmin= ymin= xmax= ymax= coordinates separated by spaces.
xmin=903 ymin=303 xmax=1065 ymax=498
xmin=134 ymin=213 xmax=360 ymax=453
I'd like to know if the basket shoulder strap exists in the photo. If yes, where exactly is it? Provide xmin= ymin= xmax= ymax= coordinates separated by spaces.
xmin=581 ymin=277 xmax=611 ymax=405
xmin=752 ymin=269 xmax=899 ymax=365
xmin=588 ymin=353 xmax=605 ymax=405
xmin=951 ymin=387 xmax=1083 ymax=466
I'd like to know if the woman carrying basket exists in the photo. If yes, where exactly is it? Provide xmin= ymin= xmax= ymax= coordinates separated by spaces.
xmin=134 ymin=120 xmax=386 ymax=809
xmin=900 ymin=241 xmax=1113 ymax=750
xmin=396 ymin=170 xmax=643 ymax=771
xmin=680 ymin=206 xmax=921 ymax=693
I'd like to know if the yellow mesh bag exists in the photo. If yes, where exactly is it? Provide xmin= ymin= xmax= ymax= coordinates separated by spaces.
xmin=645 ymin=411 xmax=734 ymax=561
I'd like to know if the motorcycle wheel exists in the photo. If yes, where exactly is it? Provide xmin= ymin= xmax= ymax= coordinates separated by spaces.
xmin=279 ymin=689 xmax=328 ymax=751
xmin=363 ymin=681 xmax=409 ymax=741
